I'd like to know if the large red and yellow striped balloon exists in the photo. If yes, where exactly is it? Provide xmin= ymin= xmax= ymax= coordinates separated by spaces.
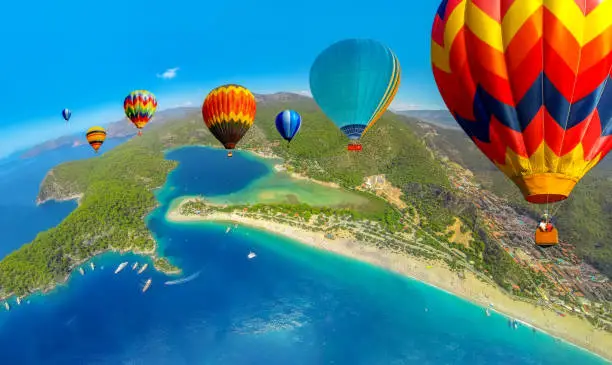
xmin=431 ymin=0 xmax=612 ymax=204
xmin=202 ymin=84 xmax=257 ymax=156
xmin=86 ymin=126 xmax=107 ymax=153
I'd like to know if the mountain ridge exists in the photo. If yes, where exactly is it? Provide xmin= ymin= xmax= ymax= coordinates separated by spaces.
xmin=19 ymin=93 xmax=316 ymax=159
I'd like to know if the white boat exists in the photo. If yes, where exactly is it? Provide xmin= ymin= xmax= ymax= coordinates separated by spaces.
xmin=79 ymin=267 xmax=85 ymax=276
xmin=16 ymin=297 xmax=21 ymax=305
xmin=142 ymin=279 xmax=152 ymax=293
xmin=4 ymin=302 xmax=9 ymax=311
xmin=114 ymin=262 xmax=129 ymax=274
xmin=226 ymin=227 xmax=231 ymax=233
xmin=234 ymin=223 xmax=238 ymax=228
xmin=485 ymin=308 xmax=491 ymax=317
xmin=137 ymin=263 xmax=148 ymax=275
xmin=90 ymin=262 xmax=95 ymax=271
xmin=247 ymin=251 xmax=257 ymax=259
xmin=132 ymin=262 xmax=139 ymax=270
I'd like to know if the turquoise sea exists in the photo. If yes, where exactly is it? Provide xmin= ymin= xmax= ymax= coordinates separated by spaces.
xmin=0 ymin=145 xmax=609 ymax=365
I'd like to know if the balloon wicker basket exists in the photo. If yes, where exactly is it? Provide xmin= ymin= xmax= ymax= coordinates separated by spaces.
xmin=535 ymin=228 xmax=559 ymax=247
xmin=347 ymin=143 xmax=362 ymax=151
xmin=227 ymin=151 xmax=233 ymax=158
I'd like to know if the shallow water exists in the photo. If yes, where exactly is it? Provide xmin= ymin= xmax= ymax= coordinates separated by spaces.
xmin=0 ymin=145 xmax=608 ymax=365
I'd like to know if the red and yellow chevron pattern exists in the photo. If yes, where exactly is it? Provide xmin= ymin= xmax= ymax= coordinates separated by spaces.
xmin=431 ymin=0 xmax=612 ymax=204
xmin=202 ymin=84 xmax=257 ymax=150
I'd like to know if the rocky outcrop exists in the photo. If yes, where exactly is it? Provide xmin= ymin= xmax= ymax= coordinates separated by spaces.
xmin=36 ymin=170 xmax=83 ymax=205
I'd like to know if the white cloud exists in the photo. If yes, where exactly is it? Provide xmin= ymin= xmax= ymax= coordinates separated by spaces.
xmin=171 ymin=101 xmax=194 ymax=108
xmin=390 ymin=100 xmax=443 ymax=111
xmin=294 ymin=90 xmax=312 ymax=97
xmin=157 ymin=67 xmax=179 ymax=80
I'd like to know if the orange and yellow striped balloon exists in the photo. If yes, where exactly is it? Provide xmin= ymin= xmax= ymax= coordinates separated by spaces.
xmin=86 ymin=126 xmax=107 ymax=153
xmin=201 ymin=84 xmax=257 ymax=154
xmin=432 ymin=0 xmax=612 ymax=204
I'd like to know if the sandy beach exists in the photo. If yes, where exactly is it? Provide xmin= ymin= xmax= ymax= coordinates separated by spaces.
xmin=166 ymin=207 xmax=612 ymax=362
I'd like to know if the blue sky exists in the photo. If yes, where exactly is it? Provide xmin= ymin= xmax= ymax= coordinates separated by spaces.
xmin=0 ymin=0 xmax=443 ymax=157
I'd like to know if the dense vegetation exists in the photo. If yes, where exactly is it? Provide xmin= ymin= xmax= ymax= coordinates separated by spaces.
xmin=0 ymin=93 xmax=555 ymax=298
xmin=415 ymin=124 xmax=612 ymax=278
xmin=0 ymin=132 xmax=180 ymax=297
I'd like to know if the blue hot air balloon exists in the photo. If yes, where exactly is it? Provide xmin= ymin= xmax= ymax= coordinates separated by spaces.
xmin=275 ymin=109 xmax=302 ymax=144
xmin=62 ymin=108 xmax=72 ymax=122
xmin=309 ymin=39 xmax=401 ymax=151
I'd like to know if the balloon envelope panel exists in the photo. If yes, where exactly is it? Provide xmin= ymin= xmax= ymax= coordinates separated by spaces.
xmin=309 ymin=39 xmax=401 ymax=141
xmin=431 ymin=0 xmax=612 ymax=204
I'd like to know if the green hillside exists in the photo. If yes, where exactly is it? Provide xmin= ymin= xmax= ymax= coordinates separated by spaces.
xmin=0 ymin=93 xmax=554 ymax=297
xmin=411 ymin=121 xmax=612 ymax=278
xmin=0 ymin=95 xmax=448 ymax=297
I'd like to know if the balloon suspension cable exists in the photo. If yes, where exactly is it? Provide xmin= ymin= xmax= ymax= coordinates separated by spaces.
xmin=549 ymin=198 xmax=567 ymax=220
xmin=541 ymin=192 xmax=551 ymax=224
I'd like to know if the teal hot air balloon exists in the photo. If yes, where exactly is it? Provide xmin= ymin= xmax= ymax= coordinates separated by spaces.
xmin=309 ymin=39 xmax=401 ymax=151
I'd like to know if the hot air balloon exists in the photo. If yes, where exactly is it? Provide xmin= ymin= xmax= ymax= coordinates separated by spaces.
xmin=201 ymin=84 xmax=257 ymax=157
xmin=124 ymin=90 xmax=157 ymax=136
xmin=86 ymin=126 xmax=107 ymax=153
xmin=62 ymin=109 xmax=71 ymax=123
xmin=309 ymin=39 xmax=401 ymax=151
xmin=275 ymin=109 xmax=302 ymax=144
xmin=431 ymin=0 xmax=612 ymax=247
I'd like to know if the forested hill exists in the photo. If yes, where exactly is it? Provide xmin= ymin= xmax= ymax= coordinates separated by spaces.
xmin=2 ymin=92 xmax=610 ymax=300
xmin=1 ymin=92 xmax=452 ymax=298
xmin=410 ymin=118 xmax=612 ymax=278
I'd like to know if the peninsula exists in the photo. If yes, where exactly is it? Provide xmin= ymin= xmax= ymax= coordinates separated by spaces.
xmin=0 ymin=92 xmax=610 ymax=360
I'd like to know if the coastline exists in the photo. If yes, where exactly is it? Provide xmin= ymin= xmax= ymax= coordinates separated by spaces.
xmin=1 ymin=192 xmax=181 ymax=304
xmin=0 ymin=242 xmax=179 ymax=304
xmin=166 ymin=207 xmax=612 ymax=362
xmin=245 ymin=148 xmax=341 ymax=189
xmin=36 ymin=193 xmax=83 ymax=206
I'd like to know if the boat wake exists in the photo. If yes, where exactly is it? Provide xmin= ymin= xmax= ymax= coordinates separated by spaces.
xmin=164 ymin=271 xmax=201 ymax=286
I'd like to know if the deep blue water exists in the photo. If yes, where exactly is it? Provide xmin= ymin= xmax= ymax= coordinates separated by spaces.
xmin=0 ymin=137 xmax=129 ymax=259
xmin=0 ymin=146 xmax=609 ymax=365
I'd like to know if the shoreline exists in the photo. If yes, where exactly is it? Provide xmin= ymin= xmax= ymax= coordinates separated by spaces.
xmin=166 ymin=207 xmax=612 ymax=362
xmin=36 ymin=193 xmax=83 ymax=206
xmin=0 ymin=244 xmax=178 ymax=304
xmin=245 ymin=148 xmax=342 ymax=189
xmin=2 ymin=193 xmax=181 ymax=304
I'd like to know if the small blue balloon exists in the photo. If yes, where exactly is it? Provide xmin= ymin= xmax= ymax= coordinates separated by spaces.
xmin=62 ymin=108 xmax=72 ymax=121
xmin=275 ymin=109 xmax=302 ymax=142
